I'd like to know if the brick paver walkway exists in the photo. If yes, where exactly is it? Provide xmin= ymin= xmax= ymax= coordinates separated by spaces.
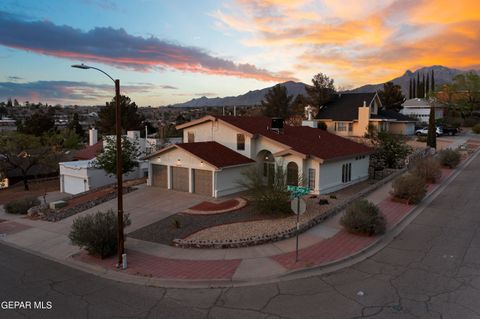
xmin=75 ymin=250 xmax=242 ymax=280
xmin=0 ymin=220 xmax=32 ymax=235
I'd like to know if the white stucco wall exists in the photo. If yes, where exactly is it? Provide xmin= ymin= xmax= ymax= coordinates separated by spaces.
xmin=149 ymin=147 xmax=217 ymax=172
xmin=318 ymin=156 xmax=369 ymax=194
xmin=183 ymin=121 xmax=252 ymax=158
xmin=215 ymin=165 xmax=254 ymax=197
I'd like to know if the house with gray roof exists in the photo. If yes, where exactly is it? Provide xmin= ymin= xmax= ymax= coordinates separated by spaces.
xmin=311 ymin=93 xmax=416 ymax=137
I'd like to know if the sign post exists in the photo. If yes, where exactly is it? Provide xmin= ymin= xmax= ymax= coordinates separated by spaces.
xmin=287 ymin=185 xmax=310 ymax=262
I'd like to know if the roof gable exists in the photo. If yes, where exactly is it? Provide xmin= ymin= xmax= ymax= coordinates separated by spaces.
xmin=316 ymin=93 xmax=377 ymax=121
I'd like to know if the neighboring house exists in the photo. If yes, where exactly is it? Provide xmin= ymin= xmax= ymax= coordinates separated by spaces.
xmin=59 ymin=128 xmax=156 ymax=195
xmin=314 ymin=93 xmax=416 ymax=137
xmin=0 ymin=117 xmax=17 ymax=132
xmin=400 ymin=98 xmax=445 ymax=123
xmin=146 ymin=115 xmax=372 ymax=198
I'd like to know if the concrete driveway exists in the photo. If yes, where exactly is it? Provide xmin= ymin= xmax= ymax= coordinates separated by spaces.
xmin=57 ymin=184 xmax=210 ymax=233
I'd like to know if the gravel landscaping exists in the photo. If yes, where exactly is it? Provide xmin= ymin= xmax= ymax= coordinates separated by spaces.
xmin=128 ymin=195 xmax=339 ymax=246
xmin=128 ymin=203 xmax=263 ymax=245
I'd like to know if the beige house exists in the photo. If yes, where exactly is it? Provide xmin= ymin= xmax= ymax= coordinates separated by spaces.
xmin=314 ymin=93 xmax=416 ymax=137
xmin=146 ymin=116 xmax=373 ymax=198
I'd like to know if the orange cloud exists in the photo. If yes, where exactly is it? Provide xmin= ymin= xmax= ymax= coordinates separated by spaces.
xmin=215 ymin=0 xmax=480 ymax=87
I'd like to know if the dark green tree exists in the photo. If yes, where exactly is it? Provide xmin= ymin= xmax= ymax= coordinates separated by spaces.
xmin=409 ymin=78 xmax=413 ymax=99
xmin=13 ymin=99 xmax=19 ymax=107
xmin=412 ymin=79 xmax=416 ymax=98
xmin=97 ymin=95 xmax=143 ymax=135
xmin=378 ymin=82 xmax=405 ymax=111
xmin=367 ymin=126 xmax=412 ymax=169
xmin=431 ymin=70 xmax=435 ymax=92
xmin=415 ymin=73 xmax=422 ymax=97
xmin=426 ymin=74 xmax=430 ymax=96
xmin=262 ymin=84 xmax=292 ymax=118
xmin=93 ymin=136 xmax=140 ymax=177
xmin=427 ymin=104 xmax=437 ymax=149
xmin=6 ymin=98 xmax=12 ymax=107
xmin=291 ymin=93 xmax=309 ymax=116
xmin=0 ymin=132 xmax=60 ymax=190
xmin=306 ymin=73 xmax=335 ymax=108
xmin=67 ymin=113 xmax=85 ymax=140
xmin=18 ymin=111 xmax=55 ymax=136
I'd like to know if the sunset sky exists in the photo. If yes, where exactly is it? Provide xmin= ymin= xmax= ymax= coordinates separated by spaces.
xmin=0 ymin=0 xmax=479 ymax=106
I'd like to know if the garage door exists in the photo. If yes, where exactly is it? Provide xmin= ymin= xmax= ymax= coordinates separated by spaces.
xmin=63 ymin=175 xmax=87 ymax=195
xmin=171 ymin=167 xmax=189 ymax=192
xmin=193 ymin=169 xmax=212 ymax=196
xmin=152 ymin=164 xmax=167 ymax=188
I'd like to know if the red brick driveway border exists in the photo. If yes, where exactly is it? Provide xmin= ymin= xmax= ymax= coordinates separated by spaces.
xmin=183 ymin=197 xmax=247 ymax=215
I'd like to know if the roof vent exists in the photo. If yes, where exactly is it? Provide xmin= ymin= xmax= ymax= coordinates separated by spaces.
xmin=363 ymin=101 xmax=367 ymax=107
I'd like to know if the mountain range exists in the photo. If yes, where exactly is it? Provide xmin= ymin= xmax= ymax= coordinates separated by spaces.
xmin=167 ymin=65 xmax=478 ymax=107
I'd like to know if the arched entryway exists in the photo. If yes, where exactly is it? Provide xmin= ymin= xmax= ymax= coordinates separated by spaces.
xmin=256 ymin=150 xmax=275 ymax=184
xmin=287 ymin=161 xmax=299 ymax=186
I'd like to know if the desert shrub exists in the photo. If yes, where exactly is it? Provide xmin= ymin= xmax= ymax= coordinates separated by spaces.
xmin=69 ymin=209 xmax=131 ymax=259
xmin=391 ymin=174 xmax=427 ymax=204
xmin=4 ymin=196 xmax=40 ymax=214
xmin=472 ymin=123 xmax=480 ymax=134
xmin=412 ymin=157 xmax=442 ymax=183
xmin=439 ymin=149 xmax=461 ymax=168
xmin=319 ymin=199 xmax=329 ymax=205
xmin=238 ymin=166 xmax=293 ymax=216
xmin=416 ymin=136 xmax=427 ymax=143
xmin=329 ymin=194 xmax=337 ymax=199
xmin=340 ymin=199 xmax=386 ymax=236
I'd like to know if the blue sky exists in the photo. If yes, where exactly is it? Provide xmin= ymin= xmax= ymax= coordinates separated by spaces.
xmin=0 ymin=0 xmax=479 ymax=106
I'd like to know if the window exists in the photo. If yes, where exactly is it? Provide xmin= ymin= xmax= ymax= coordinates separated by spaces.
xmin=286 ymin=162 xmax=299 ymax=186
xmin=237 ymin=134 xmax=245 ymax=150
xmin=342 ymin=163 xmax=352 ymax=183
xmin=336 ymin=122 xmax=347 ymax=131
xmin=187 ymin=132 xmax=194 ymax=143
xmin=308 ymin=168 xmax=316 ymax=190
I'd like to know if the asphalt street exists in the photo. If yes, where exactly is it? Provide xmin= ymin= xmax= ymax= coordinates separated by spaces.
xmin=1 ymin=154 xmax=480 ymax=319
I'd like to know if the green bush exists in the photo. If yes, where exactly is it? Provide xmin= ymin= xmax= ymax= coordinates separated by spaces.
xmin=472 ymin=123 xmax=480 ymax=134
xmin=340 ymin=199 xmax=386 ymax=236
xmin=412 ymin=157 xmax=442 ymax=183
xmin=69 ymin=210 xmax=131 ymax=259
xmin=439 ymin=149 xmax=461 ymax=168
xmin=391 ymin=174 xmax=427 ymax=204
xmin=4 ymin=196 xmax=40 ymax=214
xmin=464 ymin=117 xmax=480 ymax=127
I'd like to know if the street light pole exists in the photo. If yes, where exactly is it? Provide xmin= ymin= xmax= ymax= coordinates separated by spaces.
xmin=71 ymin=64 xmax=125 ymax=269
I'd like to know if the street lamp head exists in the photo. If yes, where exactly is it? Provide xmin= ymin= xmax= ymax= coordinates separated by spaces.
xmin=71 ymin=63 xmax=91 ymax=70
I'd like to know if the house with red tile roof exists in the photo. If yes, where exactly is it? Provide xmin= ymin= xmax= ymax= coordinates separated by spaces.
xmin=146 ymin=115 xmax=373 ymax=197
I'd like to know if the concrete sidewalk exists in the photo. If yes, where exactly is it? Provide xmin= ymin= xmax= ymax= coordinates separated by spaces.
xmin=0 ymin=137 xmax=478 ymax=288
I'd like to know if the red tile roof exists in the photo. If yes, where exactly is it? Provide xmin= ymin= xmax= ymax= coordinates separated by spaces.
xmin=73 ymin=141 xmax=103 ymax=160
xmin=147 ymin=141 xmax=255 ymax=169
xmin=216 ymin=116 xmax=372 ymax=161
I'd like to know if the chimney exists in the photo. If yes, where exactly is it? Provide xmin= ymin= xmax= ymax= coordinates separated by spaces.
xmin=89 ymin=128 xmax=98 ymax=146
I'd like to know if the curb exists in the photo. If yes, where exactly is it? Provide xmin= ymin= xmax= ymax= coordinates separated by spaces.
xmin=1 ymin=147 xmax=478 ymax=289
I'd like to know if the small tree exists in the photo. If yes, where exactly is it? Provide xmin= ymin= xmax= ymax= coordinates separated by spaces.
xmin=427 ymin=102 xmax=437 ymax=148
xmin=368 ymin=126 xmax=412 ymax=169
xmin=67 ymin=113 xmax=85 ymax=140
xmin=0 ymin=132 xmax=60 ymax=190
xmin=93 ymin=136 xmax=141 ymax=177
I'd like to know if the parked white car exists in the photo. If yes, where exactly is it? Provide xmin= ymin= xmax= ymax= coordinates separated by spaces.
xmin=415 ymin=127 xmax=443 ymax=137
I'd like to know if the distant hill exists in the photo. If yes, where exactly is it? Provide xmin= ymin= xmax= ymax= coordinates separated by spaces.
xmin=348 ymin=65 xmax=480 ymax=95
xmin=167 ymin=65 xmax=479 ymax=108
xmin=167 ymin=81 xmax=307 ymax=107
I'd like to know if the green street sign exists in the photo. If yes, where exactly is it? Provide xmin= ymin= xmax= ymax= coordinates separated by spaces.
xmin=287 ymin=185 xmax=310 ymax=198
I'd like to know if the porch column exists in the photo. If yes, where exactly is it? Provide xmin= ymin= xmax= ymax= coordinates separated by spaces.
xmin=146 ymin=162 xmax=152 ymax=186
xmin=212 ymin=171 xmax=217 ymax=198
xmin=188 ymin=168 xmax=193 ymax=193
xmin=167 ymin=165 xmax=172 ymax=189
